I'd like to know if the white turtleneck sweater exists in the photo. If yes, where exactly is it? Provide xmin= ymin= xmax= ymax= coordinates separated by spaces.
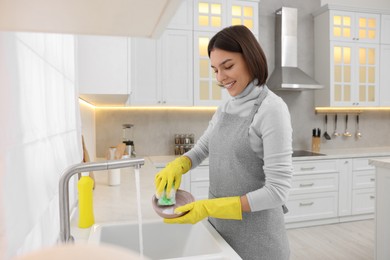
xmin=185 ymin=81 xmax=293 ymax=212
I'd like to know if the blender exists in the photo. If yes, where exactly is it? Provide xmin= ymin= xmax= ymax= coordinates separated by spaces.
xmin=122 ymin=124 xmax=136 ymax=157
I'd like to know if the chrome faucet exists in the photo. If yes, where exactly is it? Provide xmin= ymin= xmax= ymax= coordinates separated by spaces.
xmin=58 ymin=157 xmax=145 ymax=243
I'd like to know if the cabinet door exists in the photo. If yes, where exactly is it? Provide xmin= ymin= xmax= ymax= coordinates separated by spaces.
xmin=193 ymin=31 xmax=230 ymax=106
xmin=338 ymin=159 xmax=352 ymax=217
xmin=380 ymin=44 xmax=390 ymax=106
xmin=194 ymin=0 xmax=226 ymax=32
xmin=160 ymin=30 xmax=193 ymax=106
xmin=77 ymin=35 xmax=128 ymax=95
xmin=330 ymin=42 xmax=355 ymax=106
xmin=129 ymin=37 xmax=160 ymax=105
xmin=330 ymin=11 xmax=380 ymax=43
xmin=354 ymin=13 xmax=380 ymax=43
xmin=229 ymin=0 xmax=258 ymax=35
xmin=354 ymin=43 xmax=379 ymax=106
xmin=381 ymin=15 xmax=390 ymax=44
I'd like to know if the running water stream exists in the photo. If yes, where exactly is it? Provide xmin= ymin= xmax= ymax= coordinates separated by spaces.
xmin=134 ymin=168 xmax=144 ymax=258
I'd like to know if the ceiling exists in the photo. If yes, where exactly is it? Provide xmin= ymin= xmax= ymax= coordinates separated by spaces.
xmin=0 ymin=0 xmax=181 ymax=38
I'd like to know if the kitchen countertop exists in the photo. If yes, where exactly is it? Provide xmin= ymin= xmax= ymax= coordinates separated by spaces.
xmin=294 ymin=147 xmax=390 ymax=161
xmin=369 ymin=157 xmax=390 ymax=169
xmin=70 ymin=147 xmax=390 ymax=242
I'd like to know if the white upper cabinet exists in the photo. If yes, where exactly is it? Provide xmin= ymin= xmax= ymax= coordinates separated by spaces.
xmin=314 ymin=7 xmax=380 ymax=107
xmin=77 ymin=35 xmax=128 ymax=95
xmin=76 ymin=35 xmax=129 ymax=106
xmin=380 ymin=44 xmax=390 ymax=106
xmin=193 ymin=0 xmax=258 ymax=34
xmin=329 ymin=11 xmax=380 ymax=43
xmin=193 ymin=0 xmax=259 ymax=106
xmin=381 ymin=14 xmax=390 ymax=44
xmin=129 ymin=37 xmax=160 ymax=105
xmin=130 ymin=29 xmax=193 ymax=106
xmin=160 ymin=30 xmax=193 ymax=106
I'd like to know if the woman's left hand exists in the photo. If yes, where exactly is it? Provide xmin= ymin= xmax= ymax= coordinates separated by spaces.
xmin=164 ymin=196 xmax=242 ymax=224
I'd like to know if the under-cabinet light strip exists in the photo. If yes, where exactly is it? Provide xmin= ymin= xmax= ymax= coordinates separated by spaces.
xmin=315 ymin=107 xmax=390 ymax=113
xmin=78 ymin=98 xmax=217 ymax=111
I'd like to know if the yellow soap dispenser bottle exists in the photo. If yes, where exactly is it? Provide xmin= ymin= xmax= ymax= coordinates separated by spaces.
xmin=78 ymin=172 xmax=95 ymax=228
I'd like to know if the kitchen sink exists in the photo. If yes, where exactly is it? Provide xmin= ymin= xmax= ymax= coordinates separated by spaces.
xmin=88 ymin=219 xmax=241 ymax=259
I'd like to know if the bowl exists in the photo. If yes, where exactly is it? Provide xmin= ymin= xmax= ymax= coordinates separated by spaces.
xmin=152 ymin=189 xmax=195 ymax=219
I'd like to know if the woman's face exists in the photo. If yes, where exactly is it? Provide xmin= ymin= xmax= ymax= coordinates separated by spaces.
xmin=210 ymin=48 xmax=252 ymax=97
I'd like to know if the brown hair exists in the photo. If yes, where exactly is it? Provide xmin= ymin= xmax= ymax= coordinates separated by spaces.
xmin=207 ymin=25 xmax=268 ymax=86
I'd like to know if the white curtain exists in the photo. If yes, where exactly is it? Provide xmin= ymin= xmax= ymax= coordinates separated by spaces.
xmin=0 ymin=32 xmax=82 ymax=259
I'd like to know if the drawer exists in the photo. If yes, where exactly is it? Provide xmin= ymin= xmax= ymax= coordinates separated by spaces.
xmin=352 ymin=188 xmax=375 ymax=215
xmin=290 ymin=173 xmax=338 ymax=195
xmin=190 ymin=166 xmax=209 ymax=182
xmin=353 ymin=170 xmax=376 ymax=189
xmin=190 ymin=181 xmax=209 ymax=200
xmin=352 ymin=158 xmax=375 ymax=171
xmin=293 ymin=160 xmax=338 ymax=175
xmin=285 ymin=192 xmax=338 ymax=223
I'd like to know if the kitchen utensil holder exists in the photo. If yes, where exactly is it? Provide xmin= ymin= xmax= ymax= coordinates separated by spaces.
xmin=311 ymin=137 xmax=321 ymax=153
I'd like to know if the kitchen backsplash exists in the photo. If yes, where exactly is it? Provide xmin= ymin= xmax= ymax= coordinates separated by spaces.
xmin=92 ymin=107 xmax=390 ymax=158
xmin=95 ymin=109 xmax=214 ymax=157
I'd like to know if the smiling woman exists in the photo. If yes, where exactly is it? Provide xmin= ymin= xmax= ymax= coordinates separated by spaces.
xmin=154 ymin=25 xmax=293 ymax=260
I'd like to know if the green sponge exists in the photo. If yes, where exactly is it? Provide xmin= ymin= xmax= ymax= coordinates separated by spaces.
xmin=158 ymin=186 xmax=176 ymax=206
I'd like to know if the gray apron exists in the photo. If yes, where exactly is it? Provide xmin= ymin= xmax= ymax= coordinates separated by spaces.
xmin=208 ymin=86 xmax=290 ymax=260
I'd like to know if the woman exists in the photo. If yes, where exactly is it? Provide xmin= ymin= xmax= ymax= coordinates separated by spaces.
xmin=155 ymin=25 xmax=293 ymax=260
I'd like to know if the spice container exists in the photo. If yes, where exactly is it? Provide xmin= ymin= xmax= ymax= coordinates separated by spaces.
xmin=175 ymin=134 xmax=181 ymax=144
xmin=173 ymin=133 xmax=195 ymax=155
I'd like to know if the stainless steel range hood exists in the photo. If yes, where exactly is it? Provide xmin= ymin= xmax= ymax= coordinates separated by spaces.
xmin=267 ymin=7 xmax=323 ymax=91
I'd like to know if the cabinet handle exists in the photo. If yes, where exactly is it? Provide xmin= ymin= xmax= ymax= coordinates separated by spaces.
xmin=300 ymin=166 xmax=315 ymax=171
xmin=157 ymin=101 xmax=161 ymax=104
xmin=370 ymin=178 xmax=375 ymax=182
xmin=162 ymin=101 xmax=166 ymax=104
xmin=299 ymin=202 xmax=314 ymax=206
xmin=370 ymin=195 xmax=375 ymax=199
xmin=193 ymin=178 xmax=209 ymax=182
xmin=300 ymin=182 xmax=315 ymax=187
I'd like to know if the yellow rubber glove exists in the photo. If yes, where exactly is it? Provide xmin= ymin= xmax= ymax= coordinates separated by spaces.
xmin=164 ymin=197 xmax=242 ymax=224
xmin=154 ymin=156 xmax=191 ymax=198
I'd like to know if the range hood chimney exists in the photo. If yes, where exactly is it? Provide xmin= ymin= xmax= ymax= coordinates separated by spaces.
xmin=267 ymin=7 xmax=323 ymax=91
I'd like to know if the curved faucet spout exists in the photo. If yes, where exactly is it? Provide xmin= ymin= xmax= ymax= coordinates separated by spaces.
xmin=59 ymin=158 xmax=145 ymax=243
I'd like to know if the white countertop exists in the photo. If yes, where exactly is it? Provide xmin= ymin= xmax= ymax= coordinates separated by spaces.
xmin=369 ymin=157 xmax=390 ymax=169
xmin=294 ymin=147 xmax=390 ymax=161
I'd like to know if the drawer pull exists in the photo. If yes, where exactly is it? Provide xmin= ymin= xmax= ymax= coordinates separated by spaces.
xmin=370 ymin=178 xmax=375 ymax=182
xmin=300 ymin=166 xmax=315 ymax=171
xmin=192 ymin=178 xmax=209 ymax=182
xmin=370 ymin=195 xmax=375 ymax=199
xmin=300 ymin=183 xmax=315 ymax=187
xmin=299 ymin=202 xmax=314 ymax=206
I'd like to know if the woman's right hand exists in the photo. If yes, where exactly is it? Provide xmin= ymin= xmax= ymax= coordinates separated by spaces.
xmin=154 ymin=156 xmax=192 ymax=198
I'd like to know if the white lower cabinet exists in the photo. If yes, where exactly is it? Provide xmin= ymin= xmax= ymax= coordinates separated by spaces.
xmin=189 ymin=165 xmax=210 ymax=200
xmin=285 ymin=160 xmax=339 ymax=225
xmin=284 ymin=192 xmax=338 ymax=223
xmin=177 ymin=155 xmax=387 ymax=228
xmin=351 ymin=158 xmax=377 ymax=215
xmin=352 ymin=188 xmax=375 ymax=215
